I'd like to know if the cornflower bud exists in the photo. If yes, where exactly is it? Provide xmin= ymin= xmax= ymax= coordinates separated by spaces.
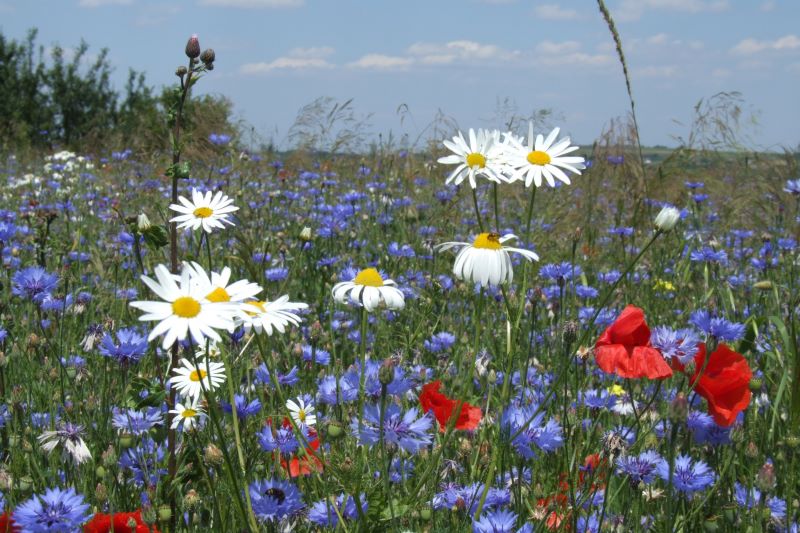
xmin=185 ymin=34 xmax=201 ymax=59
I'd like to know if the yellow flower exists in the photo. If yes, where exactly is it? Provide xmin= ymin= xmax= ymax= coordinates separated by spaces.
xmin=653 ymin=279 xmax=676 ymax=292
xmin=607 ymin=384 xmax=626 ymax=397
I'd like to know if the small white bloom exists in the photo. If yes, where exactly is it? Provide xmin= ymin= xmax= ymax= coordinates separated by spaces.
xmin=171 ymin=357 xmax=227 ymax=402
xmin=137 ymin=213 xmax=152 ymax=231
xmin=239 ymin=295 xmax=308 ymax=335
xmin=286 ymin=397 xmax=317 ymax=427
xmin=436 ymin=233 xmax=539 ymax=287
xmin=169 ymin=188 xmax=239 ymax=233
xmin=504 ymin=124 xmax=585 ymax=188
xmin=170 ymin=400 xmax=205 ymax=431
xmin=437 ymin=128 xmax=510 ymax=189
xmin=38 ymin=423 xmax=92 ymax=465
xmin=331 ymin=268 xmax=405 ymax=312
xmin=654 ymin=206 xmax=681 ymax=232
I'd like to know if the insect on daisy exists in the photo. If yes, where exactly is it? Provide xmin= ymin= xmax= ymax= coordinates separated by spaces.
xmin=239 ymin=295 xmax=308 ymax=335
xmin=505 ymin=124 xmax=585 ymax=188
xmin=169 ymin=187 xmax=239 ymax=233
xmin=286 ymin=396 xmax=317 ymax=427
xmin=331 ymin=268 xmax=405 ymax=312
xmin=437 ymin=128 xmax=509 ymax=189
xmin=129 ymin=264 xmax=234 ymax=350
xmin=171 ymin=357 xmax=226 ymax=402
xmin=435 ymin=233 xmax=539 ymax=287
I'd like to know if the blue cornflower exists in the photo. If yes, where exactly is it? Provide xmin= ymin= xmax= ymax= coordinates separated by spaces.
xmin=99 ymin=328 xmax=148 ymax=365
xmin=12 ymin=266 xmax=59 ymax=303
xmin=597 ymin=270 xmax=622 ymax=284
xmin=265 ymin=267 xmax=289 ymax=282
xmin=208 ymin=133 xmax=231 ymax=146
xmin=579 ymin=389 xmax=616 ymax=411
xmin=685 ymin=181 xmax=704 ymax=189
xmin=539 ymin=262 xmax=582 ymax=283
xmin=616 ymin=450 xmax=662 ymax=485
xmin=649 ymin=326 xmax=700 ymax=365
xmin=317 ymin=374 xmax=359 ymax=405
xmin=119 ymin=437 xmax=167 ymax=487
xmin=387 ymin=457 xmax=414 ymax=483
xmin=689 ymin=247 xmax=728 ymax=265
xmin=112 ymin=407 xmax=163 ymax=436
xmin=656 ymin=454 xmax=715 ymax=495
xmin=608 ymin=226 xmax=634 ymax=237
xmin=689 ymin=310 xmax=745 ymax=342
xmin=222 ymin=394 xmax=262 ymax=419
xmin=693 ymin=193 xmax=709 ymax=203
xmin=575 ymin=285 xmax=599 ymax=299
xmin=307 ymin=493 xmax=367 ymax=528
xmin=734 ymin=482 xmax=762 ymax=509
xmin=778 ymin=238 xmax=797 ymax=251
xmin=301 ymin=344 xmax=330 ymax=366
xmin=424 ymin=332 xmax=457 ymax=353
xmin=249 ymin=478 xmax=305 ymax=522
xmin=502 ymin=406 xmax=563 ymax=459
xmin=687 ymin=410 xmax=733 ymax=445
xmin=784 ymin=179 xmax=800 ymax=195
xmin=0 ymin=221 xmax=17 ymax=242
xmin=13 ymin=487 xmax=91 ymax=532
xmin=352 ymin=404 xmax=433 ymax=454
xmin=388 ymin=242 xmax=416 ymax=258
xmin=433 ymin=483 xmax=510 ymax=515
xmin=257 ymin=424 xmax=302 ymax=456
xmin=472 ymin=509 xmax=522 ymax=533
xmin=278 ymin=366 xmax=300 ymax=386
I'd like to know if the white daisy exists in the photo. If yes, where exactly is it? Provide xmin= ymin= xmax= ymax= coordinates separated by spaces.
xmin=130 ymin=264 xmax=234 ymax=350
xmin=437 ymin=128 xmax=509 ymax=189
xmin=436 ymin=233 xmax=539 ymax=287
xmin=171 ymin=357 xmax=226 ymax=402
xmin=286 ymin=397 xmax=317 ymax=427
xmin=183 ymin=261 xmax=263 ymax=326
xmin=239 ymin=296 xmax=308 ymax=335
xmin=169 ymin=188 xmax=239 ymax=233
xmin=170 ymin=400 xmax=205 ymax=431
xmin=505 ymin=124 xmax=585 ymax=188
xmin=331 ymin=268 xmax=405 ymax=312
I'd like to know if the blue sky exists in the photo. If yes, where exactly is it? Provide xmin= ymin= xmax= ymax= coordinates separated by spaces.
xmin=1 ymin=0 xmax=798 ymax=149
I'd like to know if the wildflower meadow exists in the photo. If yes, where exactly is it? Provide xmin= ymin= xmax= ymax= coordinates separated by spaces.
xmin=1 ymin=5 xmax=799 ymax=533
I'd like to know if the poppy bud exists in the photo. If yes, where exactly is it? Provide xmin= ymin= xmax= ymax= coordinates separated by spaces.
xmin=326 ymin=421 xmax=344 ymax=439
xmin=654 ymin=206 xmax=681 ymax=232
xmin=703 ymin=516 xmax=720 ymax=532
xmin=755 ymin=461 xmax=776 ymax=492
xmin=157 ymin=504 xmax=172 ymax=521
xmin=749 ymin=377 xmax=763 ymax=391
xmin=19 ymin=475 xmax=33 ymax=491
xmin=185 ymin=34 xmax=201 ymax=59
xmin=669 ymin=393 xmax=689 ymax=423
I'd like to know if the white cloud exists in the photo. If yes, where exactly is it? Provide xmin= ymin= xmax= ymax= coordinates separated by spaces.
xmin=534 ymin=4 xmax=579 ymax=20
xmin=534 ymin=40 xmax=612 ymax=66
xmin=646 ymin=33 xmax=669 ymax=45
xmin=760 ymin=1 xmax=775 ymax=11
xmin=617 ymin=0 xmax=729 ymax=21
xmin=199 ymin=0 xmax=303 ymax=8
xmin=711 ymin=67 xmax=731 ymax=78
xmin=240 ymin=57 xmax=332 ymax=74
xmin=78 ymin=0 xmax=132 ymax=7
xmin=408 ymin=40 xmax=519 ymax=65
xmin=347 ymin=54 xmax=413 ymax=70
xmin=134 ymin=5 xmax=180 ymax=26
xmin=287 ymin=46 xmax=335 ymax=59
xmin=732 ymin=34 xmax=800 ymax=55
xmin=636 ymin=65 xmax=678 ymax=78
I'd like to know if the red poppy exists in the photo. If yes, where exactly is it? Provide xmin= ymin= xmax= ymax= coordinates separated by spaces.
xmin=594 ymin=305 xmax=673 ymax=379
xmin=688 ymin=342 xmax=751 ymax=427
xmin=273 ymin=419 xmax=324 ymax=478
xmin=418 ymin=381 xmax=482 ymax=432
xmin=0 ymin=512 xmax=19 ymax=533
xmin=84 ymin=510 xmax=160 ymax=533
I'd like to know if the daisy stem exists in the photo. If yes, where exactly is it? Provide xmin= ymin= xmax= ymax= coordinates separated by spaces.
xmin=356 ymin=307 xmax=369 ymax=433
xmin=222 ymin=345 xmax=258 ymax=531
xmin=379 ymin=384 xmax=396 ymax=522
xmin=492 ymin=182 xmax=500 ymax=232
xmin=204 ymin=228 xmax=214 ymax=272
xmin=471 ymin=187 xmax=485 ymax=232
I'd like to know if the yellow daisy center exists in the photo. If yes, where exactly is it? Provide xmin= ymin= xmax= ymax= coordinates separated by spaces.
xmin=466 ymin=152 xmax=486 ymax=168
xmin=245 ymin=300 xmax=267 ymax=316
xmin=527 ymin=150 xmax=551 ymax=166
xmin=189 ymin=369 xmax=208 ymax=382
xmin=607 ymin=384 xmax=625 ymax=396
xmin=193 ymin=206 xmax=214 ymax=218
xmin=354 ymin=268 xmax=384 ymax=287
xmin=297 ymin=409 xmax=306 ymax=422
xmin=472 ymin=232 xmax=502 ymax=250
xmin=206 ymin=286 xmax=231 ymax=302
xmin=172 ymin=296 xmax=201 ymax=318
xmin=181 ymin=408 xmax=198 ymax=418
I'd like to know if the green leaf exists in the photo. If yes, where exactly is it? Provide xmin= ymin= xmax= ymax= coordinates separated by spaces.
xmin=142 ymin=225 xmax=169 ymax=249
xmin=166 ymin=161 xmax=191 ymax=180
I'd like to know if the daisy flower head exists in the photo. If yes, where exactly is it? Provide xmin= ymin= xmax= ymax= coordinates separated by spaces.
xmin=169 ymin=187 xmax=239 ymax=233
xmin=331 ymin=268 xmax=405 ymax=312
xmin=437 ymin=128 xmax=509 ymax=189
xmin=286 ymin=396 xmax=316 ymax=427
xmin=436 ymin=233 xmax=539 ymax=287
xmin=171 ymin=357 xmax=226 ymax=402
xmin=505 ymin=124 xmax=585 ymax=188
xmin=37 ymin=422 xmax=92 ymax=465
xmin=129 ymin=264 xmax=234 ymax=350
xmin=170 ymin=400 xmax=205 ymax=431
xmin=184 ymin=261 xmax=263 ymax=304
xmin=239 ymin=295 xmax=308 ymax=335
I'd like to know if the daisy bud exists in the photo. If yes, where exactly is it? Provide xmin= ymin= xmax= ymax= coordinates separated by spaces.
xmin=185 ymin=34 xmax=201 ymax=59
xmin=654 ymin=206 xmax=681 ymax=232
xmin=300 ymin=226 xmax=313 ymax=241
xmin=137 ymin=213 xmax=151 ymax=231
